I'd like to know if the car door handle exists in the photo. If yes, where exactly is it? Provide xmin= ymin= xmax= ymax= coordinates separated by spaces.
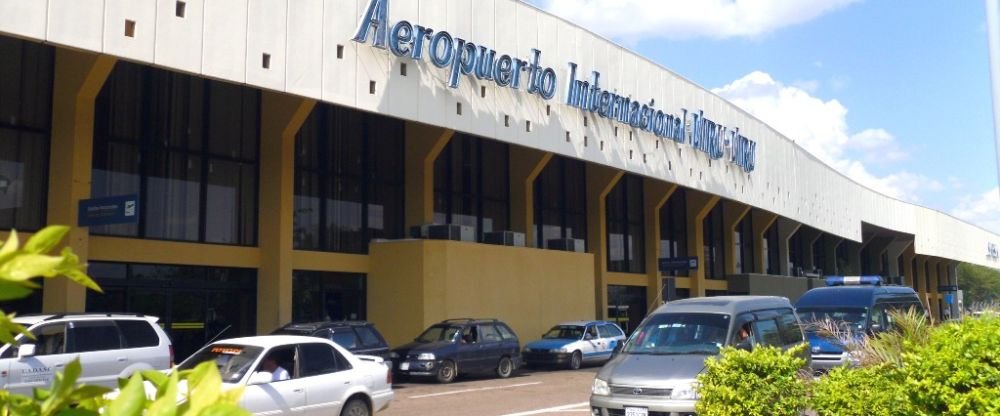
xmin=293 ymin=388 xmax=304 ymax=393
xmin=54 ymin=363 xmax=66 ymax=368
xmin=116 ymin=357 xmax=127 ymax=362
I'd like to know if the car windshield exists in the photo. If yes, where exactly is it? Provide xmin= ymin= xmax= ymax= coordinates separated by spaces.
xmin=415 ymin=325 xmax=462 ymax=343
xmin=623 ymin=313 xmax=730 ymax=355
xmin=179 ymin=344 xmax=263 ymax=383
xmin=543 ymin=325 xmax=585 ymax=339
xmin=796 ymin=307 xmax=868 ymax=331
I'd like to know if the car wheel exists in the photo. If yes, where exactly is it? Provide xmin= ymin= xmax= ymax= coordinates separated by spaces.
xmin=436 ymin=360 xmax=457 ymax=383
xmin=496 ymin=356 xmax=513 ymax=378
xmin=568 ymin=351 xmax=582 ymax=370
xmin=340 ymin=397 xmax=370 ymax=416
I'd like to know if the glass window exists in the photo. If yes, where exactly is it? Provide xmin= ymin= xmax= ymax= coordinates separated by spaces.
xmin=624 ymin=313 xmax=730 ymax=355
xmin=606 ymin=174 xmax=644 ymax=273
xmin=299 ymin=343 xmax=348 ymax=377
xmin=117 ymin=320 xmax=159 ymax=348
xmin=91 ymin=61 xmax=259 ymax=245
xmin=433 ymin=133 xmax=510 ymax=240
xmin=293 ymin=104 xmax=404 ymax=253
xmin=291 ymin=271 xmax=366 ymax=322
xmin=32 ymin=323 xmax=68 ymax=356
xmin=330 ymin=329 xmax=359 ymax=349
xmin=69 ymin=321 xmax=122 ymax=352
xmin=355 ymin=326 xmax=383 ymax=348
xmin=659 ymin=188 xmax=688 ymax=277
xmin=479 ymin=324 xmax=502 ymax=342
xmin=181 ymin=344 xmax=263 ymax=383
xmin=496 ymin=324 xmax=517 ymax=341
xmin=752 ymin=319 xmax=782 ymax=347
xmin=777 ymin=312 xmax=803 ymax=345
xmin=0 ymin=37 xmax=54 ymax=231
xmin=703 ymin=203 xmax=725 ymax=279
xmin=534 ymin=156 xmax=587 ymax=249
xmin=765 ymin=223 xmax=780 ymax=275
xmin=585 ymin=325 xmax=599 ymax=339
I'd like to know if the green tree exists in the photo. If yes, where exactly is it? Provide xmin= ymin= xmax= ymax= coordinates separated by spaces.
xmin=957 ymin=263 xmax=1000 ymax=306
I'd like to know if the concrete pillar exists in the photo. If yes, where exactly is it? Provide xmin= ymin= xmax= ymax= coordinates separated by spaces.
xmin=509 ymin=148 xmax=552 ymax=247
xmin=799 ymin=228 xmax=823 ymax=272
xmin=821 ymin=235 xmax=844 ymax=275
xmin=722 ymin=200 xmax=750 ymax=275
xmin=886 ymin=239 xmax=913 ymax=283
xmin=586 ymin=164 xmax=623 ymax=319
xmin=257 ymin=92 xmax=315 ymax=333
xmin=43 ymin=49 xmax=117 ymax=312
xmin=914 ymin=255 xmax=929 ymax=313
xmin=776 ymin=218 xmax=801 ymax=276
xmin=404 ymin=123 xmax=453 ymax=228
xmin=686 ymin=191 xmax=720 ymax=297
xmin=844 ymin=241 xmax=862 ymax=275
xmin=863 ymin=237 xmax=892 ymax=276
xmin=643 ymin=180 xmax=677 ymax=308
xmin=901 ymin=245 xmax=915 ymax=289
xmin=750 ymin=210 xmax=778 ymax=274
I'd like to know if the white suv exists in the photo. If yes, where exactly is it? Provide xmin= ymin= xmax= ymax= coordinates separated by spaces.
xmin=0 ymin=313 xmax=173 ymax=395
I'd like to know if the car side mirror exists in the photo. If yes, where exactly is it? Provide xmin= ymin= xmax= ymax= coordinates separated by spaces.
xmin=17 ymin=344 xmax=36 ymax=359
xmin=247 ymin=371 xmax=272 ymax=386
xmin=584 ymin=333 xmax=594 ymax=341
xmin=611 ymin=342 xmax=623 ymax=357
xmin=870 ymin=323 xmax=882 ymax=333
xmin=735 ymin=340 xmax=753 ymax=351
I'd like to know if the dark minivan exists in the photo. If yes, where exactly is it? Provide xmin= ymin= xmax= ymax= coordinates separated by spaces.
xmin=271 ymin=320 xmax=391 ymax=359
xmin=390 ymin=318 xmax=521 ymax=383
xmin=795 ymin=276 xmax=927 ymax=373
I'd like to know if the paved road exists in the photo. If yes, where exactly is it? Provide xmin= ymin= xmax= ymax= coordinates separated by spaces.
xmin=381 ymin=367 xmax=598 ymax=416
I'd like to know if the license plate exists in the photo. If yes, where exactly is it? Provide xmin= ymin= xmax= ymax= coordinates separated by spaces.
xmin=399 ymin=362 xmax=410 ymax=371
xmin=624 ymin=407 xmax=648 ymax=416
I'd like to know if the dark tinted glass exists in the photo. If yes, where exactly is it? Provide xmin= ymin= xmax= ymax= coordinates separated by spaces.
xmin=753 ymin=319 xmax=782 ymax=347
xmin=606 ymin=174 xmax=644 ymax=273
xmin=70 ymin=321 xmax=122 ymax=352
xmin=300 ymin=343 xmax=349 ymax=377
xmin=496 ymin=324 xmax=517 ymax=340
xmin=355 ymin=326 xmax=383 ymax=348
xmin=534 ymin=156 xmax=587 ymax=248
xmin=433 ymin=134 xmax=509 ymax=240
xmin=291 ymin=271 xmax=366 ymax=322
xmin=117 ymin=320 xmax=160 ymax=348
xmin=0 ymin=37 xmax=53 ymax=231
xmin=777 ymin=312 xmax=803 ymax=345
xmin=659 ymin=188 xmax=688 ymax=277
xmin=479 ymin=324 xmax=502 ymax=342
xmin=330 ymin=329 xmax=359 ymax=349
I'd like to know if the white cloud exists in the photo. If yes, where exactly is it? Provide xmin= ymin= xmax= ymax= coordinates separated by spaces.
xmin=539 ymin=0 xmax=860 ymax=40
xmin=712 ymin=71 xmax=936 ymax=202
xmin=952 ymin=187 xmax=1000 ymax=234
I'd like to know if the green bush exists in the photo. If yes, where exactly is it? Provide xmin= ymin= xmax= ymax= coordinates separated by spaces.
xmin=695 ymin=344 xmax=809 ymax=416
xmin=902 ymin=316 xmax=1000 ymax=415
xmin=810 ymin=364 xmax=909 ymax=416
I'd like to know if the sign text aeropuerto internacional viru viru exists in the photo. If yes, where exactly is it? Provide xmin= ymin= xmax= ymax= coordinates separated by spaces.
xmin=352 ymin=0 xmax=757 ymax=173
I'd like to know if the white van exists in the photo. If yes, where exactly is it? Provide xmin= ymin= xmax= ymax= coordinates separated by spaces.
xmin=0 ymin=313 xmax=173 ymax=395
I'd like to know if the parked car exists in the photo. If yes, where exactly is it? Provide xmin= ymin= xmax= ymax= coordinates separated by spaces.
xmin=795 ymin=275 xmax=927 ymax=373
xmin=176 ymin=335 xmax=393 ymax=415
xmin=523 ymin=320 xmax=625 ymax=369
xmin=271 ymin=320 xmax=390 ymax=360
xmin=390 ymin=318 xmax=520 ymax=383
xmin=590 ymin=296 xmax=808 ymax=416
xmin=0 ymin=313 xmax=173 ymax=395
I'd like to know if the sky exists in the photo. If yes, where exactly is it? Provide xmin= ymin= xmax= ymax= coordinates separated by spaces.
xmin=526 ymin=0 xmax=1000 ymax=235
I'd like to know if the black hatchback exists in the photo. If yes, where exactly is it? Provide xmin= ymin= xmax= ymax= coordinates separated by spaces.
xmin=271 ymin=320 xmax=391 ymax=359
xmin=390 ymin=318 xmax=521 ymax=383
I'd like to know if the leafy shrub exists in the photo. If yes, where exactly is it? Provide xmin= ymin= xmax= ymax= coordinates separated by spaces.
xmin=695 ymin=344 xmax=809 ymax=416
xmin=810 ymin=364 xmax=909 ymax=416
xmin=902 ymin=315 xmax=1000 ymax=415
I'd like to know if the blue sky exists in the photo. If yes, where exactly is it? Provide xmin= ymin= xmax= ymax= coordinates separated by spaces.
xmin=528 ymin=0 xmax=1000 ymax=233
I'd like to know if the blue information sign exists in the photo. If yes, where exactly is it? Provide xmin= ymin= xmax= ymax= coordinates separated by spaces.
xmin=658 ymin=256 xmax=699 ymax=272
xmin=78 ymin=195 xmax=139 ymax=227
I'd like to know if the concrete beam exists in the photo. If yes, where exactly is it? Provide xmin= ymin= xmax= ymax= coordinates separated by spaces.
xmin=886 ymin=239 xmax=913 ymax=280
xmin=586 ymin=164 xmax=624 ymax=318
xmin=799 ymin=227 xmax=823 ymax=272
xmin=643 ymin=180 xmax=677 ymax=309
xmin=751 ymin=210 xmax=778 ymax=274
xmin=509 ymin=147 xmax=553 ymax=247
xmin=776 ymin=217 xmax=802 ymax=276
xmin=723 ymin=200 xmax=751 ymax=275
xmin=404 ymin=123 xmax=454 ymax=228
xmin=686 ymin=190 xmax=721 ymax=297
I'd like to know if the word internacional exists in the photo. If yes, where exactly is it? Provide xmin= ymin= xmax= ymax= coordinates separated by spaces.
xmin=352 ymin=0 xmax=758 ymax=173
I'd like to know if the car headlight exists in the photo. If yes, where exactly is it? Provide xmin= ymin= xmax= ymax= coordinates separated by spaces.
xmin=389 ymin=351 xmax=399 ymax=359
xmin=556 ymin=346 xmax=571 ymax=353
xmin=592 ymin=378 xmax=610 ymax=396
xmin=417 ymin=353 xmax=436 ymax=361
xmin=670 ymin=382 xmax=698 ymax=400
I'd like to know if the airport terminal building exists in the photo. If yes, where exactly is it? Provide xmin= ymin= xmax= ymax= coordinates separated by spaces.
xmin=1 ymin=0 xmax=998 ymax=357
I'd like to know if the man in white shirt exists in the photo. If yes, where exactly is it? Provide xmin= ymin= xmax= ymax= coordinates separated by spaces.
xmin=261 ymin=355 xmax=290 ymax=382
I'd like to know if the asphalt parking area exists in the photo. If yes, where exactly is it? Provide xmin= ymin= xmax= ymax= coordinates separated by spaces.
xmin=381 ymin=366 xmax=600 ymax=416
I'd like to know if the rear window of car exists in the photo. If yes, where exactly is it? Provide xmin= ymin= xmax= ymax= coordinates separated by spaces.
xmin=117 ymin=320 xmax=160 ymax=348
xmin=330 ymin=329 xmax=359 ymax=349
xmin=496 ymin=323 xmax=517 ymax=340
xmin=480 ymin=324 xmax=502 ymax=342
xmin=598 ymin=324 xmax=624 ymax=338
xmin=355 ymin=326 xmax=383 ymax=348
xmin=69 ymin=321 xmax=122 ymax=352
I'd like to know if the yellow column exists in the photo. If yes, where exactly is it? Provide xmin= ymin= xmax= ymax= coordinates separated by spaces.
xmin=43 ymin=49 xmax=117 ymax=312
xmin=751 ymin=210 xmax=778 ymax=274
xmin=404 ymin=123 xmax=453 ymax=228
xmin=644 ymin=180 xmax=677 ymax=308
xmin=586 ymin=164 xmax=623 ymax=319
xmin=509 ymin=147 xmax=552 ymax=247
xmin=927 ymin=258 xmax=941 ymax=321
xmin=914 ymin=255 xmax=928 ymax=314
xmin=257 ymin=92 xmax=315 ymax=333
xmin=685 ymin=191 xmax=720 ymax=297
xmin=900 ymin=244 xmax=915 ymax=288
xmin=722 ymin=200 xmax=750 ymax=275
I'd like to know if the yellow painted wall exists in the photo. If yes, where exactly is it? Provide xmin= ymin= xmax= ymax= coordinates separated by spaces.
xmin=368 ymin=240 xmax=595 ymax=348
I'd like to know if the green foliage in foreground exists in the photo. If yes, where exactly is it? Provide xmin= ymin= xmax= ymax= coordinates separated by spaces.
xmin=695 ymin=344 xmax=809 ymax=416
xmin=0 ymin=226 xmax=248 ymax=416
xmin=810 ymin=364 xmax=910 ymax=416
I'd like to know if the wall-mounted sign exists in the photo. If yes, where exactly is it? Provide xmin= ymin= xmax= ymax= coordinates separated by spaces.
xmin=988 ymin=242 xmax=999 ymax=259
xmin=78 ymin=195 xmax=139 ymax=227
xmin=353 ymin=0 xmax=758 ymax=173
xmin=659 ymin=256 xmax=699 ymax=272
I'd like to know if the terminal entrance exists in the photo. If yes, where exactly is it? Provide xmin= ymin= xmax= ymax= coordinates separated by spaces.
xmin=85 ymin=262 xmax=256 ymax=360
